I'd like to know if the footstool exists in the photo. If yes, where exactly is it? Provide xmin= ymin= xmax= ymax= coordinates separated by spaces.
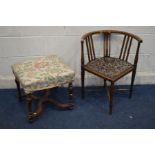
xmin=12 ymin=55 xmax=75 ymax=122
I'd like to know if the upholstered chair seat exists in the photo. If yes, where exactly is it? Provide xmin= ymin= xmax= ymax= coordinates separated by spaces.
xmin=85 ymin=57 xmax=133 ymax=82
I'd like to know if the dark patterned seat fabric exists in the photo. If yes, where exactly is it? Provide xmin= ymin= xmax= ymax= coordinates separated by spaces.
xmin=85 ymin=57 xmax=133 ymax=81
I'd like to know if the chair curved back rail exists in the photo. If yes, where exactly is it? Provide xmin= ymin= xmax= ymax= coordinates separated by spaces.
xmin=81 ymin=30 xmax=143 ymax=66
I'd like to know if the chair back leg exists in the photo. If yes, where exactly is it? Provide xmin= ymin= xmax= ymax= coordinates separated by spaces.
xmin=81 ymin=67 xmax=85 ymax=99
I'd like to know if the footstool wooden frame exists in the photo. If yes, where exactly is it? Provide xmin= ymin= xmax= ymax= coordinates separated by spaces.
xmin=15 ymin=78 xmax=74 ymax=122
xmin=12 ymin=55 xmax=75 ymax=122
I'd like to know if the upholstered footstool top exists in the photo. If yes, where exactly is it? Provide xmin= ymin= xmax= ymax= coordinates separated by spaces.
xmin=12 ymin=55 xmax=75 ymax=94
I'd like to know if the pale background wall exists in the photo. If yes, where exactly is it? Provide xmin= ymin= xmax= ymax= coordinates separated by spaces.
xmin=0 ymin=26 xmax=155 ymax=88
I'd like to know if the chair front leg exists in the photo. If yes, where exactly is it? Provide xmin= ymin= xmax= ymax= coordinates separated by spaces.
xmin=15 ymin=78 xmax=22 ymax=102
xmin=109 ymin=82 xmax=114 ymax=115
xmin=129 ymin=69 xmax=136 ymax=98
xmin=81 ymin=66 xmax=85 ymax=99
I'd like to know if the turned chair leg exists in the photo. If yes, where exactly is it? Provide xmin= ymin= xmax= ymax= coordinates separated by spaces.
xmin=129 ymin=69 xmax=136 ymax=98
xmin=109 ymin=82 xmax=114 ymax=115
xmin=67 ymin=82 xmax=75 ymax=110
xmin=68 ymin=82 xmax=74 ymax=103
xmin=81 ymin=67 xmax=85 ymax=99
xmin=15 ymin=78 xmax=22 ymax=102
xmin=26 ymin=94 xmax=33 ymax=122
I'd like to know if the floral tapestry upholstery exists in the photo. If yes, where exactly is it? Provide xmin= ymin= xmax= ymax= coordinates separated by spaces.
xmin=12 ymin=55 xmax=75 ymax=94
xmin=85 ymin=57 xmax=133 ymax=81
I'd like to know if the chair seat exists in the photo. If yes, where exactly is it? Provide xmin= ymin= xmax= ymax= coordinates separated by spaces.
xmin=12 ymin=55 xmax=75 ymax=94
xmin=85 ymin=57 xmax=133 ymax=81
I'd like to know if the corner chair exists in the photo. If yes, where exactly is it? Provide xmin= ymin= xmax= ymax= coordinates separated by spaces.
xmin=81 ymin=30 xmax=143 ymax=114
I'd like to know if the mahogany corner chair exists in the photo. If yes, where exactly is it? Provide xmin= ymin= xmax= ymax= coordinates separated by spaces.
xmin=81 ymin=30 xmax=143 ymax=114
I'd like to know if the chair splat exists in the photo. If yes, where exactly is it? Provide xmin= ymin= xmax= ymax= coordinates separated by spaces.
xmin=85 ymin=35 xmax=96 ymax=61
xmin=119 ymin=35 xmax=133 ymax=61
xmin=103 ymin=32 xmax=111 ymax=57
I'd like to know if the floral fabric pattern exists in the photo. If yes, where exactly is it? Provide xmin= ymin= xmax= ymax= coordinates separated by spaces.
xmin=12 ymin=55 xmax=75 ymax=94
xmin=85 ymin=57 xmax=133 ymax=81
